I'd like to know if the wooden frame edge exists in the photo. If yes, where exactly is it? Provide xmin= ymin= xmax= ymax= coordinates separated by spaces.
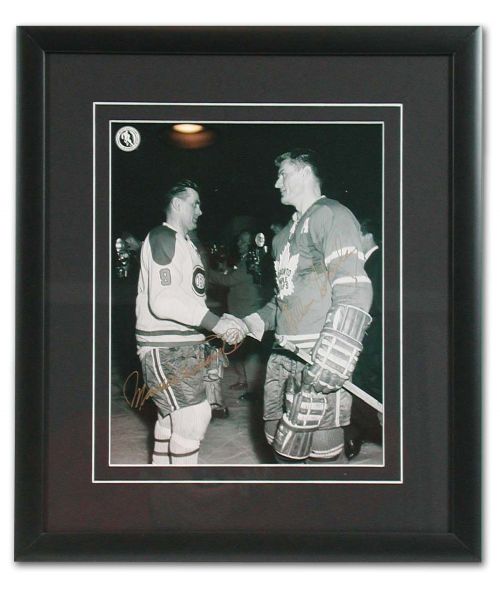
xmin=15 ymin=27 xmax=47 ymax=560
xmin=449 ymin=26 xmax=482 ymax=561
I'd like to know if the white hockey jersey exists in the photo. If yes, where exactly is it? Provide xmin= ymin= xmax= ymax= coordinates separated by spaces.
xmin=135 ymin=223 xmax=219 ymax=354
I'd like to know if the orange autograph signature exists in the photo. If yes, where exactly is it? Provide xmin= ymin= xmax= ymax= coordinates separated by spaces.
xmin=122 ymin=331 xmax=243 ymax=410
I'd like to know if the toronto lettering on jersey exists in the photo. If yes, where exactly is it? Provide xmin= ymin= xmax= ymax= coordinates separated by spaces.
xmin=280 ymin=250 xmax=353 ymax=330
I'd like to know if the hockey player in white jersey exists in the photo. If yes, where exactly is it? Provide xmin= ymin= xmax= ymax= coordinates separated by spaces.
xmin=244 ymin=150 xmax=373 ymax=462
xmin=136 ymin=180 xmax=246 ymax=465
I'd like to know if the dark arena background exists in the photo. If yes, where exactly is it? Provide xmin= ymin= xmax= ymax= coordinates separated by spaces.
xmin=112 ymin=123 xmax=382 ymax=245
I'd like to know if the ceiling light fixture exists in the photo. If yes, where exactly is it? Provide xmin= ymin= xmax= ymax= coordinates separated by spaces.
xmin=172 ymin=123 xmax=204 ymax=134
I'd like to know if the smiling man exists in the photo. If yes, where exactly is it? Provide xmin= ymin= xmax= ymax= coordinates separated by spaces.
xmin=244 ymin=150 xmax=374 ymax=463
xmin=135 ymin=179 xmax=247 ymax=465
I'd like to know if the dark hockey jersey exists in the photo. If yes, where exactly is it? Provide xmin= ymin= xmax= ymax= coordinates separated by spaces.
xmin=254 ymin=197 xmax=373 ymax=351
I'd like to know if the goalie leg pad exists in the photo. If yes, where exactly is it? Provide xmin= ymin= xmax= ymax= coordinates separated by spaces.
xmin=286 ymin=388 xmax=328 ymax=429
xmin=273 ymin=418 xmax=314 ymax=460
xmin=273 ymin=387 xmax=328 ymax=459
xmin=309 ymin=427 xmax=344 ymax=460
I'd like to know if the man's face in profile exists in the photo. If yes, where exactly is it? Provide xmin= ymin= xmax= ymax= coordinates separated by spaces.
xmin=178 ymin=189 xmax=202 ymax=232
xmin=275 ymin=159 xmax=306 ymax=207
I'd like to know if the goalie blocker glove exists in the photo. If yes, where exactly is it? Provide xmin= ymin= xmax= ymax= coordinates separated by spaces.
xmin=303 ymin=304 xmax=372 ymax=394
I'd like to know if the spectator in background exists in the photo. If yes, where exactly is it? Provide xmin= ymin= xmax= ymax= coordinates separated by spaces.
xmin=343 ymin=219 xmax=383 ymax=458
xmin=112 ymin=231 xmax=143 ymax=394
xmin=208 ymin=230 xmax=269 ymax=401
xmin=270 ymin=221 xmax=285 ymax=238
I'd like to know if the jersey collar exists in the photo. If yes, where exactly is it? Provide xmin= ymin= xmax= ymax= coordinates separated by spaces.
xmin=293 ymin=195 xmax=326 ymax=221
xmin=163 ymin=221 xmax=188 ymax=239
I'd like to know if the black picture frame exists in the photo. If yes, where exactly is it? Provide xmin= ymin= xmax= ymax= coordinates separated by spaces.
xmin=15 ymin=26 xmax=482 ymax=561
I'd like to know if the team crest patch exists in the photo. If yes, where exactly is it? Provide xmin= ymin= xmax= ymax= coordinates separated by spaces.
xmin=115 ymin=126 xmax=141 ymax=152
xmin=192 ymin=267 xmax=206 ymax=295
xmin=274 ymin=242 xmax=299 ymax=300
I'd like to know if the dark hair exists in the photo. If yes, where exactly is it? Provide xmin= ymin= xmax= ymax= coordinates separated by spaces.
xmin=165 ymin=179 xmax=199 ymax=211
xmin=237 ymin=229 xmax=253 ymax=242
xmin=274 ymin=148 xmax=322 ymax=183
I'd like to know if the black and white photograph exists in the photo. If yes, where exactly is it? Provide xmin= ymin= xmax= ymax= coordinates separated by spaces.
xmin=94 ymin=104 xmax=402 ymax=481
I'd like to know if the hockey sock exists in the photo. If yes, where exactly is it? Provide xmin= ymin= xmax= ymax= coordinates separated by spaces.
xmin=152 ymin=414 xmax=172 ymax=465
xmin=170 ymin=401 xmax=211 ymax=465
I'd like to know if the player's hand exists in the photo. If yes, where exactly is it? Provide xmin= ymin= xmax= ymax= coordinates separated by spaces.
xmin=213 ymin=314 xmax=248 ymax=344
xmin=222 ymin=314 xmax=249 ymax=344
xmin=242 ymin=313 xmax=265 ymax=341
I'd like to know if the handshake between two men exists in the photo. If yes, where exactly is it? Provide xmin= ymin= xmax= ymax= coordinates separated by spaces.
xmin=212 ymin=313 xmax=249 ymax=345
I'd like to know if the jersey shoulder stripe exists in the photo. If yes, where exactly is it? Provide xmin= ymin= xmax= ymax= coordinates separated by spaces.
xmin=149 ymin=225 xmax=176 ymax=266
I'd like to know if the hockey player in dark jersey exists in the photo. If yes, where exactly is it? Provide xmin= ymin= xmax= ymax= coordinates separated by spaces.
xmin=244 ymin=150 xmax=373 ymax=462
xmin=136 ymin=180 xmax=247 ymax=465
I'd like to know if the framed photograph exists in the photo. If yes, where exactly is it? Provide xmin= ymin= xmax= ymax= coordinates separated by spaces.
xmin=16 ymin=26 xmax=482 ymax=561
